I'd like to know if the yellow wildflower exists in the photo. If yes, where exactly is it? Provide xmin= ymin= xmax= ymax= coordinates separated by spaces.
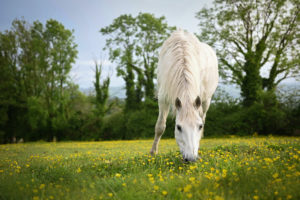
xmin=215 ymin=196 xmax=224 ymax=200
xmin=39 ymin=184 xmax=45 ymax=190
xmin=253 ymin=195 xmax=259 ymax=200
xmin=189 ymin=177 xmax=195 ymax=182
xmin=190 ymin=165 xmax=197 ymax=170
xmin=272 ymin=173 xmax=279 ymax=179
xmin=184 ymin=184 xmax=192 ymax=193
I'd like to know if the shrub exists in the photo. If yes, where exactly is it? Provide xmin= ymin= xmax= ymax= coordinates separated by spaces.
xmin=101 ymin=111 xmax=126 ymax=140
xmin=125 ymin=99 xmax=158 ymax=139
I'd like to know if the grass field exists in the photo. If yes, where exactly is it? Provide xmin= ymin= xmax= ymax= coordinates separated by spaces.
xmin=0 ymin=137 xmax=300 ymax=200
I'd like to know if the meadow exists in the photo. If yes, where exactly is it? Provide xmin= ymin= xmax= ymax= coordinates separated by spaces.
xmin=0 ymin=137 xmax=300 ymax=200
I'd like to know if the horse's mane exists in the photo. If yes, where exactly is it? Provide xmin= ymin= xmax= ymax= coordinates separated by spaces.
xmin=157 ymin=30 xmax=202 ymax=118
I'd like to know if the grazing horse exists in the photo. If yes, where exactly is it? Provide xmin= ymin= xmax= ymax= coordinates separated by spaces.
xmin=150 ymin=29 xmax=219 ymax=162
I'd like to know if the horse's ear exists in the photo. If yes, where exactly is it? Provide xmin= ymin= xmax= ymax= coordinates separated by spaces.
xmin=175 ymin=97 xmax=182 ymax=110
xmin=194 ymin=96 xmax=201 ymax=109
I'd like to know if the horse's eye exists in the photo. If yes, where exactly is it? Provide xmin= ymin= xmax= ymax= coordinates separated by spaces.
xmin=177 ymin=125 xmax=182 ymax=132
xmin=199 ymin=124 xmax=203 ymax=130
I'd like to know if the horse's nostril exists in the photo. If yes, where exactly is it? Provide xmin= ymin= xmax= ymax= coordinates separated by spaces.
xmin=183 ymin=157 xmax=197 ymax=162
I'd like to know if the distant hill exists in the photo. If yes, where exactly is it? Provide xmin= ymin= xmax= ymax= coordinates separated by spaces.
xmin=79 ymin=86 xmax=126 ymax=98
xmin=79 ymin=82 xmax=299 ymax=99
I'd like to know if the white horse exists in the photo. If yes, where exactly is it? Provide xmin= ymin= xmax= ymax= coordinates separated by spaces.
xmin=150 ymin=29 xmax=219 ymax=162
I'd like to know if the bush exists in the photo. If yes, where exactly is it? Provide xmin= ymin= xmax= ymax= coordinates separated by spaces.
xmin=242 ymin=92 xmax=287 ymax=135
xmin=204 ymin=89 xmax=296 ymax=136
xmin=205 ymin=89 xmax=244 ymax=136
xmin=125 ymin=99 xmax=158 ymax=139
xmin=100 ymin=99 xmax=175 ymax=140
xmin=101 ymin=111 xmax=126 ymax=140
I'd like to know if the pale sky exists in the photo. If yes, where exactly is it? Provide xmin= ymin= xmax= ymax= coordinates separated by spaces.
xmin=0 ymin=0 xmax=212 ymax=88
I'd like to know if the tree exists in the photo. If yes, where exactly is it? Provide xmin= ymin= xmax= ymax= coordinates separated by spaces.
xmin=0 ymin=19 xmax=34 ymax=142
xmin=42 ymin=19 xmax=78 ymax=139
xmin=101 ymin=15 xmax=138 ymax=110
xmin=0 ymin=19 xmax=78 ymax=142
xmin=196 ymin=0 xmax=299 ymax=106
xmin=100 ymin=13 xmax=174 ymax=110
xmin=90 ymin=61 xmax=111 ymax=139
xmin=94 ymin=60 xmax=110 ymax=116
xmin=135 ymin=13 xmax=175 ymax=99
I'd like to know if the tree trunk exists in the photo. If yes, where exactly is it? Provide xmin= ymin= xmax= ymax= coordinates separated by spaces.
xmin=241 ymin=57 xmax=263 ymax=107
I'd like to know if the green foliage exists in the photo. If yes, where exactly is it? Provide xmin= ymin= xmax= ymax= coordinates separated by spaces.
xmin=100 ymin=13 xmax=175 ymax=110
xmin=1 ymin=14 xmax=299 ymax=143
xmin=205 ymin=88 xmax=298 ymax=136
xmin=125 ymin=100 xmax=158 ymax=139
xmin=0 ymin=19 xmax=78 ymax=142
xmin=205 ymin=89 xmax=245 ymax=136
xmin=243 ymin=91 xmax=287 ymax=134
xmin=62 ymin=92 xmax=94 ymax=141
xmin=26 ymin=96 xmax=48 ymax=131
xmin=100 ymin=99 xmax=175 ymax=140
xmin=101 ymin=111 xmax=126 ymax=140
xmin=94 ymin=60 xmax=110 ymax=116
xmin=276 ymin=87 xmax=300 ymax=134
xmin=196 ymin=0 xmax=300 ymax=106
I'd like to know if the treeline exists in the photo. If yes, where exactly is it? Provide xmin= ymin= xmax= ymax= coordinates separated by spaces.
xmin=0 ymin=19 xmax=79 ymax=142
xmin=1 ymin=0 xmax=299 ymax=143
xmin=0 ymin=14 xmax=175 ymax=143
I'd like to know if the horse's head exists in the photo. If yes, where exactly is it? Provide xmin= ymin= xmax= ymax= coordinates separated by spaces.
xmin=175 ymin=96 xmax=203 ymax=162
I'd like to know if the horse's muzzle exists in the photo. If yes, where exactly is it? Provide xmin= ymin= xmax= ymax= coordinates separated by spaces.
xmin=183 ymin=156 xmax=197 ymax=162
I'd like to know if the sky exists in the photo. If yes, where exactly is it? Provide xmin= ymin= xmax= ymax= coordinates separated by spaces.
xmin=0 ymin=0 xmax=212 ymax=88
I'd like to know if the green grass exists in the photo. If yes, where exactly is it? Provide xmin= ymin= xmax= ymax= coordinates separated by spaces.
xmin=0 ymin=137 xmax=300 ymax=200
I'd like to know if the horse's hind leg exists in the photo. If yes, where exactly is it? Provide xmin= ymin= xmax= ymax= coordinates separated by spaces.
xmin=150 ymin=101 xmax=169 ymax=155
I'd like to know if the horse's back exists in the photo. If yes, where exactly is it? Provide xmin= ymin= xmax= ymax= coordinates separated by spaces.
xmin=157 ymin=30 xmax=218 ymax=104
xmin=197 ymin=42 xmax=219 ymax=101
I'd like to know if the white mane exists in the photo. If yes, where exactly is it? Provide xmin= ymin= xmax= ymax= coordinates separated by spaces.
xmin=157 ymin=30 xmax=203 ymax=115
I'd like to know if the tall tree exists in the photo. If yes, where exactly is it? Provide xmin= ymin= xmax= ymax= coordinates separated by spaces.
xmin=135 ymin=13 xmax=175 ymax=99
xmin=196 ymin=0 xmax=299 ymax=106
xmin=90 ymin=60 xmax=111 ymax=140
xmin=0 ymin=19 xmax=77 ymax=142
xmin=101 ymin=15 xmax=138 ymax=110
xmin=94 ymin=60 xmax=110 ymax=116
xmin=43 ymin=19 xmax=78 ymax=139
xmin=100 ymin=13 xmax=174 ymax=110
xmin=0 ymin=27 xmax=22 ymax=142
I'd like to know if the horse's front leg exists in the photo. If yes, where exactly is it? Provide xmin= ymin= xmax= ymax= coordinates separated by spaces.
xmin=200 ymin=98 xmax=211 ymax=138
xmin=150 ymin=101 xmax=169 ymax=155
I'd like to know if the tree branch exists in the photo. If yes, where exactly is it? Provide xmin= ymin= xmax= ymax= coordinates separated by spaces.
xmin=220 ymin=58 xmax=243 ymax=84
xmin=274 ymin=71 xmax=290 ymax=86
xmin=266 ymin=7 xmax=299 ymax=88
xmin=260 ymin=48 xmax=273 ymax=66
xmin=231 ymin=39 xmax=247 ymax=56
